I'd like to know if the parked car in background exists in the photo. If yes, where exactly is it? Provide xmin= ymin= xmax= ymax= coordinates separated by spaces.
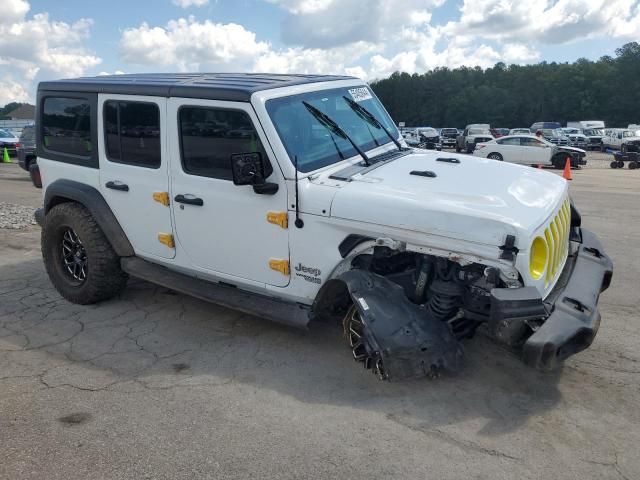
xmin=531 ymin=121 xmax=562 ymax=133
xmin=0 ymin=128 xmax=19 ymax=157
xmin=405 ymin=127 xmax=441 ymax=150
xmin=16 ymin=124 xmax=41 ymax=187
xmin=628 ymin=124 xmax=640 ymax=135
xmin=473 ymin=134 xmax=587 ymax=168
xmin=561 ymin=128 xmax=589 ymax=149
xmin=540 ymin=128 xmax=570 ymax=146
xmin=490 ymin=128 xmax=509 ymax=138
xmin=510 ymin=128 xmax=531 ymax=135
xmin=456 ymin=124 xmax=493 ymax=153
xmin=602 ymin=129 xmax=640 ymax=153
xmin=567 ymin=120 xmax=605 ymax=130
xmin=17 ymin=125 xmax=36 ymax=170
xmin=439 ymin=127 xmax=458 ymax=149
xmin=581 ymin=127 xmax=605 ymax=150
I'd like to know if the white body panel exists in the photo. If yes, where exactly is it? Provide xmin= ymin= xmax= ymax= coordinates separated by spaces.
xmin=97 ymin=94 xmax=175 ymax=260
xmin=167 ymin=98 xmax=290 ymax=288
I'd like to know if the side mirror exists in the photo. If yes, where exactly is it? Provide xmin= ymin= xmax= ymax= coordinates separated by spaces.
xmin=230 ymin=152 xmax=279 ymax=195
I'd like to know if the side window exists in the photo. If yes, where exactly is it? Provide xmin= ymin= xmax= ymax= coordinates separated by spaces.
xmin=104 ymin=101 xmax=161 ymax=168
xmin=178 ymin=106 xmax=271 ymax=180
xmin=521 ymin=138 xmax=545 ymax=148
xmin=497 ymin=137 xmax=520 ymax=146
xmin=42 ymin=97 xmax=91 ymax=157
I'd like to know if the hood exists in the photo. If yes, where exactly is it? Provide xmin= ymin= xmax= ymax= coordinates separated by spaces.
xmin=329 ymin=152 xmax=568 ymax=247
xmin=556 ymin=145 xmax=586 ymax=154
xmin=0 ymin=137 xmax=17 ymax=143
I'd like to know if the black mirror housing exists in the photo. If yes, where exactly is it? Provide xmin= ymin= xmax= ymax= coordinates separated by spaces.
xmin=230 ymin=152 xmax=279 ymax=195
xmin=231 ymin=152 xmax=265 ymax=186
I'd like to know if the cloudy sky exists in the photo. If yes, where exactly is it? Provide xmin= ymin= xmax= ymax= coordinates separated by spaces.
xmin=1 ymin=0 xmax=639 ymax=104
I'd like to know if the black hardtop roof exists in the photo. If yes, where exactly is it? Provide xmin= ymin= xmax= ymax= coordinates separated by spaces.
xmin=38 ymin=73 xmax=358 ymax=102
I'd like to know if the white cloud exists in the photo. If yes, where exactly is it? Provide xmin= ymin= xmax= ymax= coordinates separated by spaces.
xmin=172 ymin=0 xmax=210 ymax=8
xmin=0 ymin=2 xmax=101 ymax=104
xmin=447 ymin=0 xmax=640 ymax=44
xmin=120 ymin=17 xmax=269 ymax=71
xmin=0 ymin=76 xmax=30 ymax=105
xmin=111 ymin=0 xmax=640 ymax=87
xmin=267 ymin=0 xmax=333 ymax=14
xmin=272 ymin=0 xmax=443 ymax=49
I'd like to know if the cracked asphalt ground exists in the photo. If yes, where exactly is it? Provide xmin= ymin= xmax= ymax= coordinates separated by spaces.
xmin=1 ymin=159 xmax=639 ymax=480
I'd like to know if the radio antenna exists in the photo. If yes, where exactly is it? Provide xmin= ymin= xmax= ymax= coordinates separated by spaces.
xmin=294 ymin=155 xmax=304 ymax=228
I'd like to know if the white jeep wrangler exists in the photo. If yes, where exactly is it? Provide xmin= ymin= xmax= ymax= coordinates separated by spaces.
xmin=34 ymin=74 xmax=612 ymax=380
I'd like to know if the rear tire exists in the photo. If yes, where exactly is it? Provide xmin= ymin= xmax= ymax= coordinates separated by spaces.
xmin=28 ymin=162 xmax=42 ymax=188
xmin=487 ymin=153 xmax=503 ymax=161
xmin=42 ymin=202 xmax=128 ymax=304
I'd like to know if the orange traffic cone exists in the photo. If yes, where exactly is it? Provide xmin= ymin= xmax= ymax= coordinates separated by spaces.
xmin=562 ymin=157 xmax=572 ymax=181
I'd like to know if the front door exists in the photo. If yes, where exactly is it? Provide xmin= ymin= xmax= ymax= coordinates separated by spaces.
xmin=494 ymin=137 xmax=523 ymax=163
xmin=168 ymin=98 xmax=290 ymax=287
xmin=520 ymin=137 xmax=551 ymax=165
xmin=98 ymin=95 xmax=175 ymax=259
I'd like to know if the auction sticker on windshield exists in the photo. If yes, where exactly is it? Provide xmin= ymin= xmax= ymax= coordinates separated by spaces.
xmin=348 ymin=87 xmax=373 ymax=102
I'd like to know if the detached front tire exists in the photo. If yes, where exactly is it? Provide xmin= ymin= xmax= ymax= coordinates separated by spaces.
xmin=42 ymin=202 xmax=128 ymax=304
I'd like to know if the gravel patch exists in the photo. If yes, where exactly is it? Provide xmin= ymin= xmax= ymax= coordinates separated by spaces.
xmin=0 ymin=202 xmax=37 ymax=229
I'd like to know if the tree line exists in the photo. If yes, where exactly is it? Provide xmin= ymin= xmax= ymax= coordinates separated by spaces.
xmin=370 ymin=42 xmax=640 ymax=129
xmin=0 ymin=102 xmax=29 ymax=120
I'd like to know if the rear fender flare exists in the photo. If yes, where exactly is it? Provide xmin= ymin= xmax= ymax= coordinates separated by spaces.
xmin=43 ymin=179 xmax=134 ymax=257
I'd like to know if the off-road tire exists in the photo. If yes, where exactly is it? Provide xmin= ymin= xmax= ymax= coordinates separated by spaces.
xmin=42 ymin=202 xmax=128 ymax=304
xmin=455 ymin=145 xmax=461 ymax=153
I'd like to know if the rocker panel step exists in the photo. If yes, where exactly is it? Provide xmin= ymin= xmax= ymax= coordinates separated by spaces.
xmin=121 ymin=257 xmax=310 ymax=329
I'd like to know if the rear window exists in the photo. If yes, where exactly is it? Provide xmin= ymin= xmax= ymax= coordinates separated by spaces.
xmin=42 ymin=97 xmax=91 ymax=157
xmin=104 ymin=101 xmax=161 ymax=168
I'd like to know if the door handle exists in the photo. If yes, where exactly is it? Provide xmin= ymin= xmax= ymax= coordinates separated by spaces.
xmin=105 ymin=181 xmax=129 ymax=192
xmin=174 ymin=194 xmax=204 ymax=206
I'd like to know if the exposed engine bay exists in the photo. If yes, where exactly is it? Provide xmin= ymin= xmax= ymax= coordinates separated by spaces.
xmin=316 ymin=245 xmax=526 ymax=380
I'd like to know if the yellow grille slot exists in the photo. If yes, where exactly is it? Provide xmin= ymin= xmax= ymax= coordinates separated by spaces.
xmin=543 ymin=199 xmax=571 ymax=286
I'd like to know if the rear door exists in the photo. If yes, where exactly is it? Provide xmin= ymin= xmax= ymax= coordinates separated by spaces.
xmin=98 ymin=95 xmax=175 ymax=259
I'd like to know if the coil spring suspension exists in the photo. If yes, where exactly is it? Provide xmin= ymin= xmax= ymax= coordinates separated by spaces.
xmin=426 ymin=279 xmax=463 ymax=322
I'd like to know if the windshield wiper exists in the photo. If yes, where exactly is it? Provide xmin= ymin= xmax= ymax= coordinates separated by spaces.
xmin=342 ymin=96 xmax=402 ymax=151
xmin=302 ymin=101 xmax=370 ymax=166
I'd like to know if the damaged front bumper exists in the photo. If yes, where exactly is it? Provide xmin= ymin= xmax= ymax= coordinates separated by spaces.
xmin=491 ymin=228 xmax=613 ymax=371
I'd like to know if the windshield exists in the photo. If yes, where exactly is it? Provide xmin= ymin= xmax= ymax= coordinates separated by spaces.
xmin=441 ymin=128 xmax=457 ymax=134
xmin=0 ymin=129 xmax=15 ymax=138
xmin=417 ymin=128 xmax=437 ymax=136
xmin=469 ymin=128 xmax=490 ymax=135
xmin=266 ymin=86 xmax=398 ymax=173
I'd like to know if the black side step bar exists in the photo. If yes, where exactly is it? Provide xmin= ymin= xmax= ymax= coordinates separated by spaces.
xmin=121 ymin=257 xmax=310 ymax=329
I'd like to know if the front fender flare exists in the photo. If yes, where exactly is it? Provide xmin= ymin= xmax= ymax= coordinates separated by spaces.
xmin=315 ymin=269 xmax=464 ymax=379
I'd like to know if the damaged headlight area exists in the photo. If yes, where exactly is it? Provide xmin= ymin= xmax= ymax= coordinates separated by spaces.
xmin=314 ymin=236 xmax=612 ymax=381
